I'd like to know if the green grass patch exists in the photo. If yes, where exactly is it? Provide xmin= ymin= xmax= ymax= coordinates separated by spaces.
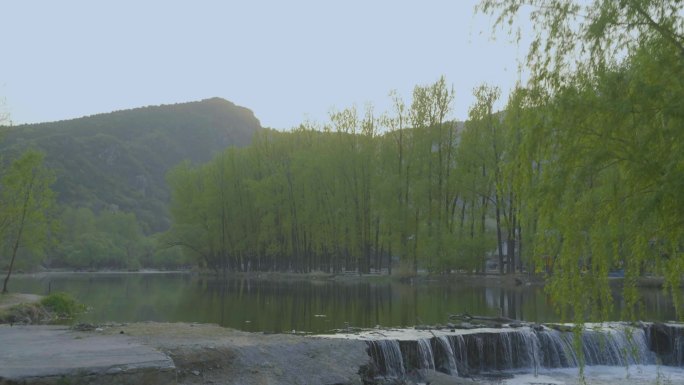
xmin=40 ymin=292 xmax=86 ymax=318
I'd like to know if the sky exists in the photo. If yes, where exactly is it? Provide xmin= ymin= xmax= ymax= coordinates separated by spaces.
xmin=1 ymin=0 xmax=529 ymax=129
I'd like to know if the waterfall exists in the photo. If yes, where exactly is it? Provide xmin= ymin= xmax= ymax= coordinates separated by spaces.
xmin=535 ymin=326 xmax=655 ymax=367
xmin=536 ymin=328 xmax=578 ymax=367
xmin=580 ymin=327 xmax=654 ymax=366
xmin=676 ymin=335 xmax=684 ymax=365
xmin=444 ymin=329 xmax=540 ymax=375
xmin=364 ymin=323 xmax=675 ymax=380
xmin=647 ymin=323 xmax=684 ymax=365
xmin=367 ymin=339 xmax=405 ymax=377
xmin=435 ymin=336 xmax=458 ymax=375
xmin=451 ymin=334 xmax=468 ymax=375
xmin=416 ymin=338 xmax=435 ymax=370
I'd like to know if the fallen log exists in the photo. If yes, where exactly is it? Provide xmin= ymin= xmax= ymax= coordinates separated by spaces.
xmin=448 ymin=313 xmax=518 ymax=324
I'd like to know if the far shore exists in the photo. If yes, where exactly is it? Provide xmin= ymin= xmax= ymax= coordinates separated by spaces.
xmin=6 ymin=268 xmax=546 ymax=287
xmin=3 ymin=268 xmax=675 ymax=289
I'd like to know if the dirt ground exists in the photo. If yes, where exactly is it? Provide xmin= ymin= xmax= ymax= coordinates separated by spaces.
xmin=96 ymin=322 xmax=370 ymax=385
xmin=0 ymin=293 xmax=42 ymax=310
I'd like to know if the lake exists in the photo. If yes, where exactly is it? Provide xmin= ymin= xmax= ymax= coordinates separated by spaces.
xmin=9 ymin=272 xmax=680 ymax=333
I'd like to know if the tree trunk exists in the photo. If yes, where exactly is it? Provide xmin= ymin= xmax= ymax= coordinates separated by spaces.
xmin=2 ymin=186 xmax=31 ymax=294
xmin=495 ymin=191 xmax=505 ymax=275
xmin=2 ymin=238 xmax=21 ymax=294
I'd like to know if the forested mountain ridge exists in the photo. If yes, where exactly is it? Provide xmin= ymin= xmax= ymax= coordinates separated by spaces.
xmin=0 ymin=98 xmax=262 ymax=232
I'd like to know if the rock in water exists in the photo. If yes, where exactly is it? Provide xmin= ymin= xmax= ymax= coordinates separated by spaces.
xmin=421 ymin=369 xmax=479 ymax=385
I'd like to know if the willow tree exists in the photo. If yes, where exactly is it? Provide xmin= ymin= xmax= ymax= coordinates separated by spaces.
xmin=479 ymin=0 xmax=684 ymax=320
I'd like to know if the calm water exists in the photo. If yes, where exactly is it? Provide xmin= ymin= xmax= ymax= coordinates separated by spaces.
xmin=9 ymin=273 xmax=680 ymax=333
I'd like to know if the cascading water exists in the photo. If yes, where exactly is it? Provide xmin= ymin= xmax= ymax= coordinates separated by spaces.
xmin=450 ymin=334 xmax=468 ymax=375
xmin=435 ymin=335 xmax=458 ymax=375
xmin=580 ymin=327 xmax=654 ymax=366
xmin=416 ymin=338 xmax=435 ymax=370
xmin=367 ymin=339 xmax=405 ymax=378
xmin=536 ymin=327 xmax=577 ymax=367
xmin=647 ymin=322 xmax=684 ymax=365
xmin=362 ymin=323 xmax=678 ymax=381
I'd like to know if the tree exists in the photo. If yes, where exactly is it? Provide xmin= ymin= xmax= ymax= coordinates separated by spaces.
xmin=456 ymin=85 xmax=515 ymax=273
xmin=379 ymin=91 xmax=415 ymax=273
xmin=1 ymin=150 xmax=56 ymax=293
xmin=0 ymin=96 xmax=9 ymax=132
xmin=478 ymin=0 xmax=684 ymax=89
xmin=479 ymin=0 xmax=684 ymax=320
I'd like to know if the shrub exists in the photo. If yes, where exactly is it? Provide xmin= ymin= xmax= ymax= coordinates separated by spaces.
xmin=40 ymin=292 xmax=85 ymax=317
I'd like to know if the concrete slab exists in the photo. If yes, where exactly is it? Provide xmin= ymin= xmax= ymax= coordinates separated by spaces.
xmin=0 ymin=325 xmax=176 ymax=385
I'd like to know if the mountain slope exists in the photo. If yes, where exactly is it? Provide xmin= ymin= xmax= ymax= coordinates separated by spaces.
xmin=0 ymin=98 xmax=262 ymax=232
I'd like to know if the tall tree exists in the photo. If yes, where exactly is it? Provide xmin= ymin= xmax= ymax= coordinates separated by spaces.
xmin=1 ymin=150 xmax=56 ymax=293
xmin=469 ymin=85 xmax=507 ymax=273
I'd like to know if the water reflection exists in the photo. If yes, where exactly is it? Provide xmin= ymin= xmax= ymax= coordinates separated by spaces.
xmin=9 ymin=273 xmax=681 ymax=333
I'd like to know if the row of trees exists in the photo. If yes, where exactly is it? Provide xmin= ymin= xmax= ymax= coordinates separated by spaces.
xmin=165 ymin=77 xmax=522 ymax=275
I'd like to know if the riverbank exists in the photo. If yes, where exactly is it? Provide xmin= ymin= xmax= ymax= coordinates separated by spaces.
xmin=0 ymin=293 xmax=46 ymax=324
xmin=0 ymin=292 xmax=87 ymax=326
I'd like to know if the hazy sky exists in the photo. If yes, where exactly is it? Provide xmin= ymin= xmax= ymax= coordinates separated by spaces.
xmin=1 ymin=0 xmax=528 ymax=129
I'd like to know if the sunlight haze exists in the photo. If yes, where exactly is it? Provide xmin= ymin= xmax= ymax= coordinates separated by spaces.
xmin=1 ymin=0 xmax=525 ymax=128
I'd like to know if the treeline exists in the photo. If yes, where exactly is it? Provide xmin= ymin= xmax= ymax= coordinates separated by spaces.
xmin=49 ymin=207 xmax=191 ymax=270
xmin=166 ymin=78 xmax=522 ymax=275
xmin=3 ymin=202 xmax=192 ymax=273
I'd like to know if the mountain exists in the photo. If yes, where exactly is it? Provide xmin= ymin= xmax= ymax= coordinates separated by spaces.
xmin=0 ymin=98 xmax=262 ymax=232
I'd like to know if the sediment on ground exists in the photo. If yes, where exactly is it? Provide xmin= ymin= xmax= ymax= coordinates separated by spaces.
xmin=0 ymin=322 xmax=372 ymax=385
xmin=0 ymin=293 xmax=49 ymax=325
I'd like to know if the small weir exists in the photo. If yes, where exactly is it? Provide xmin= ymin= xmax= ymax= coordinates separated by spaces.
xmin=333 ymin=322 xmax=684 ymax=382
